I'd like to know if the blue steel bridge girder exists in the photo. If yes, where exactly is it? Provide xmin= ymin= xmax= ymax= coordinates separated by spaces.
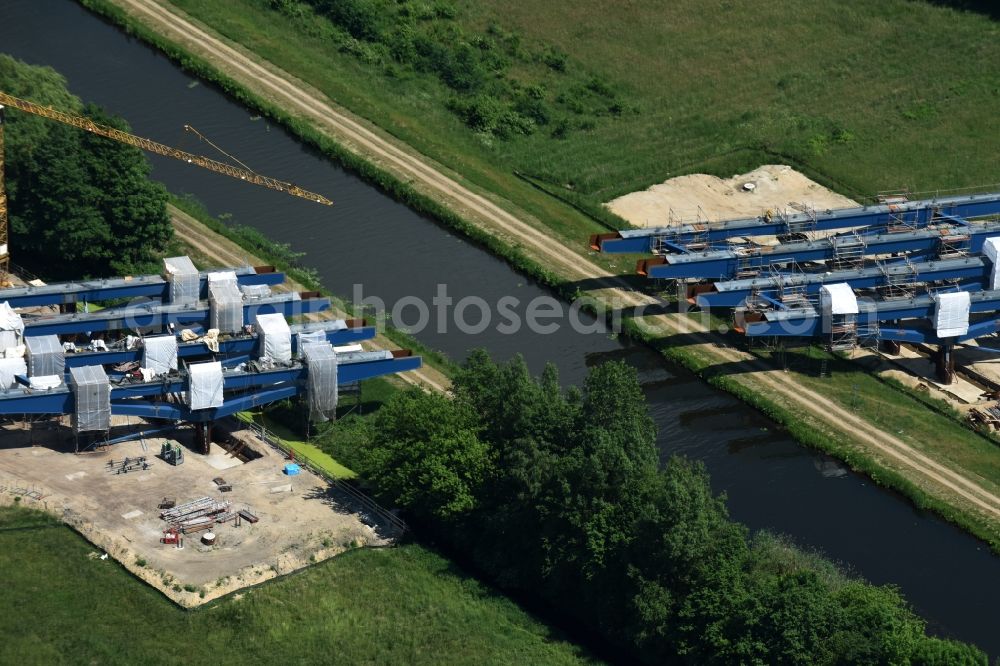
xmin=0 ymin=267 xmax=283 ymax=309
xmin=644 ymin=222 xmax=1000 ymax=281
xmin=695 ymin=257 xmax=986 ymax=309
xmin=61 ymin=323 xmax=376 ymax=368
xmin=22 ymin=294 xmax=330 ymax=336
xmin=0 ymin=353 xmax=422 ymax=416
xmin=741 ymin=289 xmax=1000 ymax=338
xmin=591 ymin=191 xmax=1000 ymax=254
xmin=753 ymin=316 xmax=1000 ymax=346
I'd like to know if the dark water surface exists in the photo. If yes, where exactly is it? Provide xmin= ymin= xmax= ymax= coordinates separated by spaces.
xmin=2 ymin=0 xmax=998 ymax=654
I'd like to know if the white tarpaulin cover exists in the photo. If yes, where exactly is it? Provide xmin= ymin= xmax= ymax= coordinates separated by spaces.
xmin=29 ymin=375 xmax=62 ymax=390
xmin=332 ymin=344 xmax=364 ymax=354
xmin=69 ymin=365 xmax=110 ymax=433
xmin=297 ymin=330 xmax=327 ymax=353
xmin=0 ymin=330 xmax=18 ymax=354
xmin=143 ymin=334 xmax=179 ymax=375
xmin=254 ymin=313 xmax=291 ymax=362
xmin=819 ymin=283 xmax=859 ymax=315
xmin=982 ymin=237 xmax=1000 ymax=290
xmin=188 ymin=361 xmax=224 ymax=410
xmin=240 ymin=284 xmax=271 ymax=299
xmin=163 ymin=256 xmax=199 ymax=305
xmin=303 ymin=342 xmax=338 ymax=422
xmin=207 ymin=271 xmax=238 ymax=284
xmin=25 ymin=335 xmax=65 ymax=378
xmin=0 ymin=301 xmax=24 ymax=336
xmin=208 ymin=279 xmax=244 ymax=333
xmin=0 ymin=357 xmax=26 ymax=389
xmin=933 ymin=291 xmax=971 ymax=338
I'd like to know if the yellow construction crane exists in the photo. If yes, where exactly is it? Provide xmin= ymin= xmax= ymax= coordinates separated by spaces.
xmin=0 ymin=90 xmax=333 ymax=284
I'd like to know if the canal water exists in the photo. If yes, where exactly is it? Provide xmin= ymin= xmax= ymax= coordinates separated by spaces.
xmin=3 ymin=0 xmax=998 ymax=654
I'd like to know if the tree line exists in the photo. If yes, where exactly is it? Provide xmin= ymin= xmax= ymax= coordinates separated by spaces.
xmin=324 ymin=351 xmax=985 ymax=664
xmin=0 ymin=55 xmax=171 ymax=281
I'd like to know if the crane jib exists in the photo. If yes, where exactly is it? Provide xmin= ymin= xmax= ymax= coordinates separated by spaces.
xmin=0 ymin=90 xmax=333 ymax=206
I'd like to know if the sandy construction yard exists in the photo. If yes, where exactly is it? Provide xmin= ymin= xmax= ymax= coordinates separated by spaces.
xmin=605 ymin=164 xmax=859 ymax=227
xmin=0 ymin=418 xmax=395 ymax=606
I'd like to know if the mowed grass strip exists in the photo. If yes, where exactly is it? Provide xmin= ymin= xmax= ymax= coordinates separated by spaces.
xmin=0 ymin=505 xmax=595 ymax=665
xmin=765 ymin=347 xmax=1000 ymax=493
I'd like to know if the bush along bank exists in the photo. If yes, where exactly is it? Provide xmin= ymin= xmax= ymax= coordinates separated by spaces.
xmin=84 ymin=0 xmax=1000 ymax=554
xmin=321 ymin=352 xmax=988 ymax=664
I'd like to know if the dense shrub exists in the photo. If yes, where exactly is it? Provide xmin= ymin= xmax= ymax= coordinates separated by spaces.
xmin=265 ymin=0 xmax=632 ymax=140
xmin=323 ymin=351 xmax=987 ymax=664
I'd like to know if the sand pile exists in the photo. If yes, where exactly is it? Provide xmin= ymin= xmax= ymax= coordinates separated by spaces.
xmin=605 ymin=164 xmax=859 ymax=228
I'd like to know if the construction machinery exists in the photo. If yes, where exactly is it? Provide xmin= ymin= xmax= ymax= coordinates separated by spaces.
xmin=0 ymin=90 xmax=333 ymax=285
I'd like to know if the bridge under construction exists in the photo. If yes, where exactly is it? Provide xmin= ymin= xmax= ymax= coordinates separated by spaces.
xmin=0 ymin=255 xmax=420 ymax=452
xmin=591 ymin=191 xmax=1000 ymax=386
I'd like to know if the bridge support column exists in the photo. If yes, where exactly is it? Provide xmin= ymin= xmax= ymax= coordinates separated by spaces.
xmin=193 ymin=421 xmax=213 ymax=455
xmin=880 ymin=340 xmax=901 ymax=355
xmin=935 ymin=343 xmax=955 ymax=385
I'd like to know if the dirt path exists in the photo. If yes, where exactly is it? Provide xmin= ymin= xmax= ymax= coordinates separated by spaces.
xmin=169 ymin=205 xmax=450 ymax=394
xmin=117 ymin=0 xmax=1000 ymax=529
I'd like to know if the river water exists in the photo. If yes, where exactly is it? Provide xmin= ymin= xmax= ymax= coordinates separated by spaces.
xmin=3 ymin=0 xmax=999 ymax=654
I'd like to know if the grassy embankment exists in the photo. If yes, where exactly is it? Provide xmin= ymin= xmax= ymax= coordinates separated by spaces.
xmin=0 ymin=505 xmax=594 ymax=665
xmin=81 ymin=0 xmax=1000 ymax=548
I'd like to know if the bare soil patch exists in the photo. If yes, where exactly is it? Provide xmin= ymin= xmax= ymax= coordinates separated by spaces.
xmin=0 ymin=416 xmax=397 ymax=607
xmin=605 ymin=164 xmax=858 ymax=227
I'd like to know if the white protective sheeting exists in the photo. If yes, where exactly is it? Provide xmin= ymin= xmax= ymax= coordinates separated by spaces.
xmin=208 ymin=279 xmax=244 ymax=333
xmin=0 ymin=357 xmax=27 ymax=389
xmin=69 ymin=365 xmax=111 ymax=433
xmin=163 ymin=255 xmax=199 ymax=305
xmin=297 ymin=330 xmax=327 ymax=354
xmin=332 ymin=344 xmax=364 ymax=354
xmin=240 ymin=284 xmax=271 ymax=299
xmin=29 ymin=375 xmax=62 ymax=390
xmin=142 ymin=334 xmax=179 ymax=375
xmin=819 ymin=283 xmax=859 ymax=315
xmin=0 ymin=330 xmax=18 ymax=354
xmin=254 ymin=313 xmax=292 ymax=362
xmin=188 ymin=361 xmax=224 ymax=410
xmin=982 ymin=237 xmax=1000 ymax=290
xmin=207 ymin=270 xmax=238 ymax=284
xmin=25 ymin=335 xmax=65 ymax=378
xmin=933 ymin=291 xmax=971 ymax=338
xmin=0 ymin=301 xmax=24 ymax=336
xmin=303 ymin=342 xmax=338 ymax=422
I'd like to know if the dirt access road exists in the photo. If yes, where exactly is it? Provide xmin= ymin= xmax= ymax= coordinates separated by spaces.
xmin=114 ymin=0 xmax=1000 ymax=533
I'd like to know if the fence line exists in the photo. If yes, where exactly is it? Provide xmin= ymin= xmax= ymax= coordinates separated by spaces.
xmin=235 ymin=417 xmax=408 ymax=534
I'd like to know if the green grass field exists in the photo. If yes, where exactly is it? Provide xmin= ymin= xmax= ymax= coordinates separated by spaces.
xmin=169 ymin=0 xmax=999 ymax=237
xmin=0 ymin=505 xmax=594 ymax=665
xmin=765 ymin=347 xmax=1000 ymax=492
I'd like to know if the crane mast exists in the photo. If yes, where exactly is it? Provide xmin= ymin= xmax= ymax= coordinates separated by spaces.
xmin=0 ymin=105 xmax=8 ymax=283
xmin=0 ymin=90 xmax=333 ymax=285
